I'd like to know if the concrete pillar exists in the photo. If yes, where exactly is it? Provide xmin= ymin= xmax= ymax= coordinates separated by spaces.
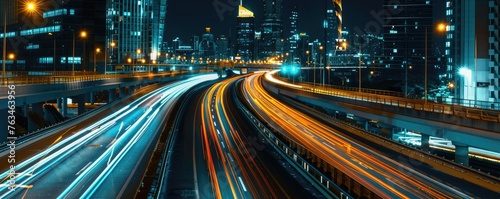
xmin=89 ymin=92 xmax=95 ymax=105
xmin=453 ymin=142 xmax=469 ymax=166
xmin=109 ymin=89 xmax=116 ymax=102
xmin=57 ymin=98 xmax=62 ymax=110
xmin=23 ymin=104 xmax=29 ymax=118
xmin=389 ymin=128 xmax=396 ymax=140
xmin=129 ymin=86 xmax=135 ymax=94
xmin=119 ymin=87 xmax=126 ymax=98
xmin=364 ymin=121 xmax=369 ymax=131
xmin=61 ymin=97 xmax=68 ymax=117
xmin=76 ymin=95 xmax=86 ymax=115
xmin=421 ymin=134 xmax=430 ymax=151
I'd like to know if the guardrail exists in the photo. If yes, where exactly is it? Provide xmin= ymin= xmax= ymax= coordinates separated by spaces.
xmin=273 ymin=75 xmax=500 ymax=122
xmin=0 ymin=70 xmax=213 ymax=86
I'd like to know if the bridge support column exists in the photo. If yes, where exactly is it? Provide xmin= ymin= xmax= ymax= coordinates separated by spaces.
xmin=76 ymin=95 xmax=86 ymax=115
xmin=119 ymin=87 xmax=126 ymax=98
xmin=385 ymin=128 xmax=395 ymax=140
xmin=61 ymin=97 xmax=68 ymax=117
xmin=364 ymin=121 xmax=369 ymax=131
xmin=129 ymin=86 xmax=135 ymax=95
xmin=89 ymin=92 xmax=95 ymax=105
xmin=421 ymin=134 xmax=430 ymax=151
xmin=453 ymin=142 xmax=469 ymax=166
xmin=23 ymin=104 xmax=29 ymax=118
xmin=109 ymin=89 xmax=116 ymax=102
xmin=57 ymin=98 xmax=62 ymax=110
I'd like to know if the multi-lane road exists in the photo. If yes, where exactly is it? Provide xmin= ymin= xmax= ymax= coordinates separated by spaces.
xmin=241 ymin=72 xmax=498 ymax=198
xmin=0 ymin=74 xmax=218 ymax=198
xmin=2 ymin=70 xmax=499 ymax=198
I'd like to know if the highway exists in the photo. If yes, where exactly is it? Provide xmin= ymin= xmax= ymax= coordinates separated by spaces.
xmin=199 ymin=75 xmax=320 ymax=198
xmin=158 ymin=74 xmax=320 ymax=198
xmin=241 ymin=72 xmax=479 ymax=198
xmin=0 ymin=74 xmax=218 ymax=198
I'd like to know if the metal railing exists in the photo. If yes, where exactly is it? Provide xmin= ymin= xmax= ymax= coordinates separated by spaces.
xmin=272 ymin=75 xmax=500 ymax=123
xmin=0 ymin=70 xmax=213 ymax=86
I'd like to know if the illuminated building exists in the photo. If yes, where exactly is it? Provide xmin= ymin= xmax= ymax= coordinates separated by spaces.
xmin=236 ymin=3 xmax=255 ymax=62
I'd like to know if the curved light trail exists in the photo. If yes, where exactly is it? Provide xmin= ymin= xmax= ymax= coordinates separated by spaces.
xmin=0 ymin=74 xmax=218 ymax=198
xmin=242 ymin=72 xmax=471 ymax=198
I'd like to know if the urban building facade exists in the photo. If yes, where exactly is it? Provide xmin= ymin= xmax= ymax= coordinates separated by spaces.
xmin=382 ymin=0 xmax=435 ymax=97
xmin=445 ymin=0 xmax=494 ymax=102
xmin=259 ymin=0 xmax=284 ymax=59
xmin=1 ymin=0 xmax=106 ymax=72
xmin=106 ymin=0 xmax=167 ymax=70
xmin=236 ymin=4 xmax=255 ymax=62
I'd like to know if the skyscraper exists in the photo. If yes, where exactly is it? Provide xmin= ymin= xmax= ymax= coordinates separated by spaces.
xmin=260 ymin=0 xmax=284 ymax=59
xmin=288 ymin=1 xmax=299 ymax=62
xmin=382 ymin=0 xmax=434 ymax=97
xmin=107 ymin=0 xmax=167 ymax=67
xmin=445 ymin=0 xmax=497 ymax=102
xmin=236 ymin=3 xmax=255 ymax=62
xmin=325 ymin=9 xmax=337 ymax=54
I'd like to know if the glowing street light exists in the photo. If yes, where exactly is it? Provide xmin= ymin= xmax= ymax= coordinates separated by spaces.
xmin=72 ymin=30 xmax=88 ymax=76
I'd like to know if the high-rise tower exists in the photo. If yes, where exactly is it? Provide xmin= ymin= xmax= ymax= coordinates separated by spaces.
xmin=382 ymin=0 xmax=434 ymax=97
xmin=445 ymin=0 xmax=493 ymax=102
xmin=259 ymin=0 xmax=284 ymax=59
xmin=236 ymin=3 xmax=255 ymax=62
xmin=107 ymin=0 xmax=167 ymax=65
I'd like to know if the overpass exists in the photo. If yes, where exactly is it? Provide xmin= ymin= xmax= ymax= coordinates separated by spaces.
xmin=0 ymin=70 xmax=211 ymax=143
xmin=262 ymin=71 xmax=500 ymax=166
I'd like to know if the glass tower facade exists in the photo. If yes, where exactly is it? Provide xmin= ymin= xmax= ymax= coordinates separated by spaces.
xmin=259 ymin=0 xmax=283 ymax=59
xmin=445 ymin=0 xmax=492 ymax=101
xmin=107 ymin=0 xmax=167 ymax=68
xmin=236 ymin=5 xmax=255 ymax=62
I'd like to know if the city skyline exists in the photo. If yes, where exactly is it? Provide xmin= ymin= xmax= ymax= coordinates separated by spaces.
xmin=165 ymin=0 xmax=382 ymax=42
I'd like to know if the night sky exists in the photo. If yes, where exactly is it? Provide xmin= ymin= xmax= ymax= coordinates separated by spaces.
xmin=164 ymin=0 xmax=382 ymax=44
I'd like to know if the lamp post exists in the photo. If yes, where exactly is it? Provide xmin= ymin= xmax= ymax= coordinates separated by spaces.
xmin=108 ymin=41 xmax=116 ymax=73
xmin=94 ymin=48 xmax=100 ymax=73
xmin=319 ymin=45 xmax=324 ymax=87
xmin=81 ymin=31 xmax=87 ymax=72
xmin=72 ymin=31 xmax=87 ymax=76
xmin=135 ymin=48 xmax=141 ymax=72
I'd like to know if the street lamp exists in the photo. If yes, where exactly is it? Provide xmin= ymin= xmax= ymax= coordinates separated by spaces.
xmin=80 ymin=31 xmax=87 ymax=72
xmin=94 ymin=48 xmax=100 ymax=73
xmin=108 ymin=41 xmax=116 ymax=73
xmin=135 ymin=48 xmax=141 ymax=72
xmin=72 ymin=30 xmax=87 ymax=76
xmin=424 ymin=23 xmax=447 ymax=103
xmin=319 ymin=46 xmax=324 ymax=87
